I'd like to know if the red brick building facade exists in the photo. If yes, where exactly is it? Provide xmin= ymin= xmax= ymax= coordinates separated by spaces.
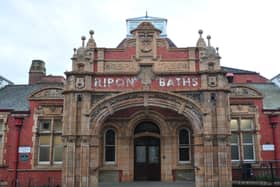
xmin=0 ymin=16 xmax=280 ymax=187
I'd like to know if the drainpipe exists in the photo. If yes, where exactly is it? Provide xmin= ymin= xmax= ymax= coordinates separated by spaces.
xmin=14 ymin=118 xmax=23 ymax=187
xmin=270 ymin=115 xmax=278 ymax=161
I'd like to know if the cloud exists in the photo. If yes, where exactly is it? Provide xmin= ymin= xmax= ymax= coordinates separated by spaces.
xmin=0 ymin=0 xmax=279 ymax=84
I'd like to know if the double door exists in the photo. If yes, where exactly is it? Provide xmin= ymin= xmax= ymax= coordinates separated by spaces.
xmin=134 ymin=137 xmax=160 ymax=181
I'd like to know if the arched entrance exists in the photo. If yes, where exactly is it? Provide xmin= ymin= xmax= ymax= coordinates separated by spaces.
xmin=134 ymin=122 xmax=161 ymax=181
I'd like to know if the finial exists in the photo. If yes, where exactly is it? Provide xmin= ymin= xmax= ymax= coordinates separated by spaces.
xmin=198 ymin=29 xmax=203 ymax=38
xmin=89 ymin=30 xmax=94 ymax=39
xmin=216 ymin=47 xmax=219 ymax=55
xmin=73 ymin=48 xmax=77 ymax=55
xmin=81 ymin=36 xmax=86 ymax=47
xmin=207 ymin=35 xmax=211 ymax=46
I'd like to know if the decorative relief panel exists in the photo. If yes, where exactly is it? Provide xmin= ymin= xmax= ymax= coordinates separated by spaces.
xmin=35 ymin=105 xmax=63 ymax=115
xmin=208 ymin=76 xmax=217 ymax=87
xmin=75 ymin=77 xmax=85 ymax=89
xmin=31 ymin=88 xmax=63 ymax=99
xmin=153 ymin=61 xmax=194 ymax=73
xmin=230 ymin=104 xmax=257 ymax=114
xmin=104 ymin=62 xmax=139 ymax=73
xmin=230 ymin=87 xmax=261 ymax=97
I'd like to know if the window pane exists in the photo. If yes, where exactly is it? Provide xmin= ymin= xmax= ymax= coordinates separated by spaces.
xmin=105 ymin=130 xmax=115 ymax=145
xmin=243 ymin=145 xmax=254 ymax=160
xmin=179 ymin=147 xmax=190 ymax=161
xmin=179 ymin=129 xmax=189 ymax=145
xmin=105 ymin=146 xmax=115 ymax=162
xmin=230 ymin=134 xmax=239 ymax=144
xmin=54 ymin=136 xmax=62 ymax=145
xmin=39 ymin=119 xmax=51 ymax=132
xmin=241 ymin=119 xmax=253 ymax=130
xmin=149 ymin=146 xmax=159 ymax=163
xmin=0 ymin=135 xmax=2 ymax=144
xmin=134 ymin=122 xmax=160 ymax=134
xmin=231 ymin=145 xmax=239 ymax=160
xmin=39 ymin=136 xmax=50 ymax=145
xmin=39 ymin=146 xmax=50 ymax=162
xmin=243 ymin=134 xmax=253 ymax=144
xmin=54 ymin=119 xmax=62 ymax=132
xmin=136 ymin=146 xmax=146 ymax=163
xmin=54 ymin=146 xmax=63 ymax=162
xmin=230 ymin=119 xmax=238 ymax=131
xmin=0 ymin=120 xmax=3 ymax=131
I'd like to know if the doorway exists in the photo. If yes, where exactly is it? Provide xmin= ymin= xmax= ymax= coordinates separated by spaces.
xmin=134 ymin=136 xmax=160 ymax=181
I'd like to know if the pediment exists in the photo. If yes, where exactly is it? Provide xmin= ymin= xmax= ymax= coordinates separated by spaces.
xmin=230 ymin=86 xmax=262 ymax=98
xmin=30 ymin=87 xmax=63 ymax=99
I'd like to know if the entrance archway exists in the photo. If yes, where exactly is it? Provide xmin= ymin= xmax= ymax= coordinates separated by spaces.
xmin=86 ymin=91 xmax=211 ymax=186
xmin=134 ymin=122 xmax=161 ymax=181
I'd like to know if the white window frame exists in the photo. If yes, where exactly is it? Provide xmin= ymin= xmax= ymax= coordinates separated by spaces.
xmin=38 ymin=117 xmax=62 ymax=165
xmin=178 ymin=128 xmax=191 ymax=163
xmin=104 ymin=128 xmax=116 ymax=164
xmin=230 ymin=118 xmax=256 ymax=162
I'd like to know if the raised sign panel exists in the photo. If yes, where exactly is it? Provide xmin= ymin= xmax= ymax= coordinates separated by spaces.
xmin=92 ymin=75 xmax=200 ymax=91
xmin=153 ymin=61 xmax=195 ymax=73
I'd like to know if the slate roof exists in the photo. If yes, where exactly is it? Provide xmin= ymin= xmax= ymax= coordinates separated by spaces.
xmin=222 ymin=66 xmax=257 ymax=74
xmin=116 ymin=38 xmax=177 ymax=48
xmin=0 ymin=84 xmax=45 ymax=111
xmin=0 ymin=75 xmax=14 ymax=85
xmin=248 ymin=83 xmax=280 ymax=110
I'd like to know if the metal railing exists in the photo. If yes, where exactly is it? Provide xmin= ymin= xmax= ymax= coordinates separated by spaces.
xmin=232 ymin=160 xmax=280 ymax=185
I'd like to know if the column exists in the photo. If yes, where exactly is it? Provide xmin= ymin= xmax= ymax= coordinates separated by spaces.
xmin=63 ymin=136 xmax=76 ymax=187
xmin=89 ymin=135 xmax=99 ymax=187
xmin=193 ymin=135 xmax=204 ymax=187
xmin=217 ymin=135 xmax=232 ymax=187
xmin=80 ymin=136 xmax=90 ymax=187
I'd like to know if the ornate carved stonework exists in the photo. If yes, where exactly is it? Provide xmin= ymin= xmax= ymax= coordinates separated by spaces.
xmin=137 ymin=66 xmax=155 ymax=89
xmin=153 ymin=61 xmax=194 ymax=73
xmin=139 ymin=32 xmax=153 ymax=54
xmin=230 ymin=104 xmax=257 ymax=114
xmin=75 ymin=77 xmax=85 ymax=89
xmin=230 ymin=86 xmax=260 ymax=97
xmin=104 ymin=62 xmax=139 ymax=73
xmin=208 ymin=76 xmax=217 ymax=87
xmin=31 ymin=88 xmax=63 ymax=99
xmin=35 ymin=105 xmax=63 ymax=115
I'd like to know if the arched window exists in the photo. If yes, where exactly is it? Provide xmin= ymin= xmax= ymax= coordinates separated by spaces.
xmin=134 ymin=122 xmax=160 ymax=134
xmin=178 ymin=128 xmax=191 ymax=162
xmin=104 ymin=129 xmax=116 ymax=163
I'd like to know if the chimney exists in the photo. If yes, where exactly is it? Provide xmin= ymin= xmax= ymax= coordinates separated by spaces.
xmin=29 ymin=60 xmax=46 ymax=84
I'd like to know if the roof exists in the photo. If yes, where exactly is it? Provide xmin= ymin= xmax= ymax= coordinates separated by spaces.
xmin=0 ymin=84 xmax=43 ymax=111
xmin=0 ymin=83 xmax=63 ymax=112
xmin=126 ymin=15 xmax=167 ymax=21
xmin=271 ymin=73 xmax=280 ymax=80
xmin=248 ymin=83 xmax=280 ymax=110
xmin=222 ymin=66 xmax=257 ymax=74
xmin=0 ymin=75 xmax=14 ymax=85
xmin=116 ymin=38 xmax=177 ymax=48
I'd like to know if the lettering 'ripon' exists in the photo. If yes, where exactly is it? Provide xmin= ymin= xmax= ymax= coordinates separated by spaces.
xmin=94 ymin=77 xmax=137 ymax=88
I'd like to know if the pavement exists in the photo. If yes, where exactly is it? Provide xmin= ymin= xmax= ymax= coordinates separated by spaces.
xmin=99 ymin=181 xmax=195 ymax=187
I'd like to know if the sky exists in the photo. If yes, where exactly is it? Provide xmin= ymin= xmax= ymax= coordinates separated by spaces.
xmin=0 ymin=0 xmax=279 ymax=84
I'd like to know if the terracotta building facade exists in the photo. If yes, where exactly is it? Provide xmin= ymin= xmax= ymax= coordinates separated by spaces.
xmin=0 ymin=15 xmax=280 ymax=187
xmin=62 ymin=18 xmax=232 ymax=187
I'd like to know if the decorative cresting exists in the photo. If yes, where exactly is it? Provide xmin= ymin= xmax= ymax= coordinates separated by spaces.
xmin=88 ymin=91 xmax=205 ymax=134
xmin=230 ymin=85 xmax=263 ymax=98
